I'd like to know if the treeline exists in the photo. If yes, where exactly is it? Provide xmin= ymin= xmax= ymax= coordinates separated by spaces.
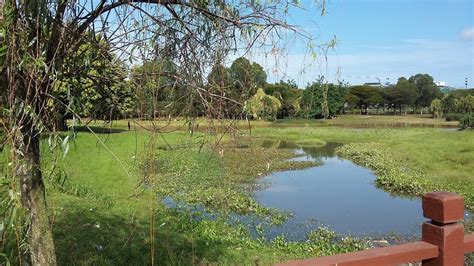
xmin=10 ymin=35 xmax=472 ymax=130
xmin=345 ymin=74 xmax=442 ymax=115
xmin=344 ymin=75 xmax=473 ymax=121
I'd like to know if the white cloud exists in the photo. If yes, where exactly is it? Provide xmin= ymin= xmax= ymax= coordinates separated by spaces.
xmin=247 ymin=39 xmax=473 ymax=88
xmin=461 ymin=27 xmax=474 ymax=40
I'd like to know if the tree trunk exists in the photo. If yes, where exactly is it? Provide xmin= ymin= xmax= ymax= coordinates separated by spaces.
xmin=16 ymin=122 xmax=57 ymax=265
xmin=53 ymin=116 xmax=67 ymax=131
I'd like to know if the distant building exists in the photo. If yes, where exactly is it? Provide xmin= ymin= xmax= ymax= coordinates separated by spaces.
xmin=363 ymin=82 xmax=383 ymax=87
xmin=435 ymin=81 xmax=456 ymax=93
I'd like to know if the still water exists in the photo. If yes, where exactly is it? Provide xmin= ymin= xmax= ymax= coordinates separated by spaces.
xmin=253 ymin=141 xmax=425 ymax=239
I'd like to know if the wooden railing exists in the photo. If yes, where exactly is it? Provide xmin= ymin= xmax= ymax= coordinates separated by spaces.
xmin=278 ymin=192 xmax=474 ymax=266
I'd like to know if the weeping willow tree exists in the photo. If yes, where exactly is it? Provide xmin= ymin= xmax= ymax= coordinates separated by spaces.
xmin=0 ymin=0 xmax=328 ymax=264
xmin=244 ymin=88 xmax=281 ymax=120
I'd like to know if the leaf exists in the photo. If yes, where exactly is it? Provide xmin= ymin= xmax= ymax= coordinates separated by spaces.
xmin=62 ymin=136 xmax=70 ymax=158
xmin=0 ymin=253 xmax=11 ymax=266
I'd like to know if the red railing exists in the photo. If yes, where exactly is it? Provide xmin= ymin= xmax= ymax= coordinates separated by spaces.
xmin=278 ymin=192 xmax=474 ymax=266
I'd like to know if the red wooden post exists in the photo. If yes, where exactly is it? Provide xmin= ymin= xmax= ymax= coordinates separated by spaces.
xmin=421 ymin=192 xmax=465 ymax=266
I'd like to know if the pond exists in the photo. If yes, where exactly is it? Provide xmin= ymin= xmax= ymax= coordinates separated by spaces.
xmin=252 ymin=141 xmax=425 ymax=240
xmin=162 ymin=139 xmax=470 ymax=242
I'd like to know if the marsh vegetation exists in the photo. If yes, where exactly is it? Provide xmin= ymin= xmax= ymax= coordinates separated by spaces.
xmin=2 ymin=116 xmax=472 ymax=264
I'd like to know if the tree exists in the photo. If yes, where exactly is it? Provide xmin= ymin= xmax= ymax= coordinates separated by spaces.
xmin=131 ymin=59 xmax=182 ymax=118
xmin=300 ymin=80 xmax=346 ymax=118
xmin=206 ymin=63 xmax=234 ymax=118
xmin=264 ymin=80 xmax=302 ymax=118
xmin=230 ymin=57 xmax=256 ymax=101
xmin=385 ymin=77 xmax=418 ymax=114
xmin=252 ymin=62 xmax=267 ymax=88
xmin=430 ymin=99 xmax=442 ymax=118
xmin=456 ymin=95 xmax=474 ymax=114
xmin=409 ymin=73 xmax=441 ymax=113
xmin=450 ymin=88 xmax=474 ymax=98
xmin=346 ymin=85 xmax=382 ymax=114
xmin=244 ymin=88 xmax=281 ymax=120
xmin=227 ymin=57 xmax=267 ymax=117
xmin=2 ymin=0 xmax=315 ymax=264
xmin=51 ymin=36 xmax=135 ymax=127
xmin=441 ymin=94 xmax=456 ymax=114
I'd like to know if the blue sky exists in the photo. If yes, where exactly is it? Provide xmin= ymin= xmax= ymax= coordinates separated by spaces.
xmin=248 ymin=0 xmax=474 ymax=88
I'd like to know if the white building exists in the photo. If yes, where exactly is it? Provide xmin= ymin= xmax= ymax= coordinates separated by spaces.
xmin=435 ymin=81 xmax=447 ymax=87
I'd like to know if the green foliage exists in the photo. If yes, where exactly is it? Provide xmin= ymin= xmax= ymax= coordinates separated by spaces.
xmin=450 ymin=88 xmax=474 ymax=98
xmin=444 ymin=113 xmax=463 ymax=122
xmin=430 ymin=99 xmax=442 ymax=118
xmin=206 ymin=63 xmax=235 ymax=117
xmin=244 ymin=88 xmax=282 ymax=120
xmin=441 ymin=93 xmax=456 ymax=114
xmin=264 ymin=80 xmax=302 ymax=118
xmin=131 ymin=59 xmax=191 ymax=117
xmin=459 ymin=113 xmax=473 ymax=130
xmin=346 ymin=85 xmax=383 ymax=112
xmin=0 ymin=177 xmax=27 ymax=265
xmin=208 ymin=64 xmax=232 ymax=90
xmin=5 ymin=118 xmax=469 ymax=264
xmin=52 ymin=35 xmax=134 ymax=128
xmin=384 ymin=78 xmax=418 ymax=112
xmin=456 ymin=95 xmax=474 ymax=113
xmin=408 ymin=73 xmax=441 ymax=108
xmin=229 ymin=58 xmax=267 ymax=106
xmin=251 ymin=62 xmax=267 ymax=88
xmin=205 ymin=58 xmax=267 ymax=117
xmin=300 ymin=80 xmax=346 ymax=118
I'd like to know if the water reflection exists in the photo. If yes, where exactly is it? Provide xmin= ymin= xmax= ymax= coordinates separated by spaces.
xmin=253 ymin=141 xmax=425 ymax=240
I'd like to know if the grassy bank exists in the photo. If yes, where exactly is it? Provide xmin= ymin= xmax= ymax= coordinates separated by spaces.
xmin=43 ymin=131 xmax=365 ymax=265
xmin=2 ymin=115 xmax=473 ymax=264
xmin=252 ymin=125 xmax=474 ymax=189
xmin=78 ymin=114 xmax=458 ymax=133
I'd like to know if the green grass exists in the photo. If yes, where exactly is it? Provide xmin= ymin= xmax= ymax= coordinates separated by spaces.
xmin=74 ymin=113 xmax=458 ymax=134
xmin=42 ymin=130 xmax=365 ymax=265
xmin=274 ymin=114 xmax=459 ymax=127
xmin=252 ymin=126 xmax=474 ymax=185
xmin=2 ymin=115 xmax=473 ymax=265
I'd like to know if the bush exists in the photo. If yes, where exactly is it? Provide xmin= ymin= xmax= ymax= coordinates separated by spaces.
xmin=244 ymin=88 xmax=281 ymax=121
xmin=444 ymin=113 xmax=463 ymax=121
xmin=459 ymin=113 xmax=473 ymax=130
xmin=430 ymin=99 xmax=442 ymax=118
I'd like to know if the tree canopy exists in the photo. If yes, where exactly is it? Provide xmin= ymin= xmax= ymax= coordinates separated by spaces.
xmin=264 ymin=80 xmax=302 ymax=118
xmin=345 ymin=85 xmax=382 ymax=113
xmin=300 ymin=80 xmax=346 ymax=118
xmin=409 ymin=73 xmax=441 ymax=109
xmin=244 ymin=88 xmax=281 ymax=120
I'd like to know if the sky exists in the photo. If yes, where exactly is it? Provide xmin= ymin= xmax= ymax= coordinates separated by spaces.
xmin=245 ymin=0 xmax=474 ymax=88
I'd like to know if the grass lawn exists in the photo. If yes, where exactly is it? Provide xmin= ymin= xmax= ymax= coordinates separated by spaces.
xmin=2 ymin=115 xmax=473 ymax=265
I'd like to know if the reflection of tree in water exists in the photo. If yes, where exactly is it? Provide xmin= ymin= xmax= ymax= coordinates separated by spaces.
xmin=301 ymin=142 xmax=343 ymax=160
xmin=256 ymin=139 xmax=344 ymax=162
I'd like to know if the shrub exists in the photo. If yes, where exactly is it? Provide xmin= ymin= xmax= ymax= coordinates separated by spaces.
xmin=244 ymin=88 xmax=282 ymax=121
xmin=430 ymin=99 xmax=442 ymax=118
xmin=444 ymin=113 xmax=463 ymax=121
xmin=459 ymin=113 xmax=473 ymax=130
